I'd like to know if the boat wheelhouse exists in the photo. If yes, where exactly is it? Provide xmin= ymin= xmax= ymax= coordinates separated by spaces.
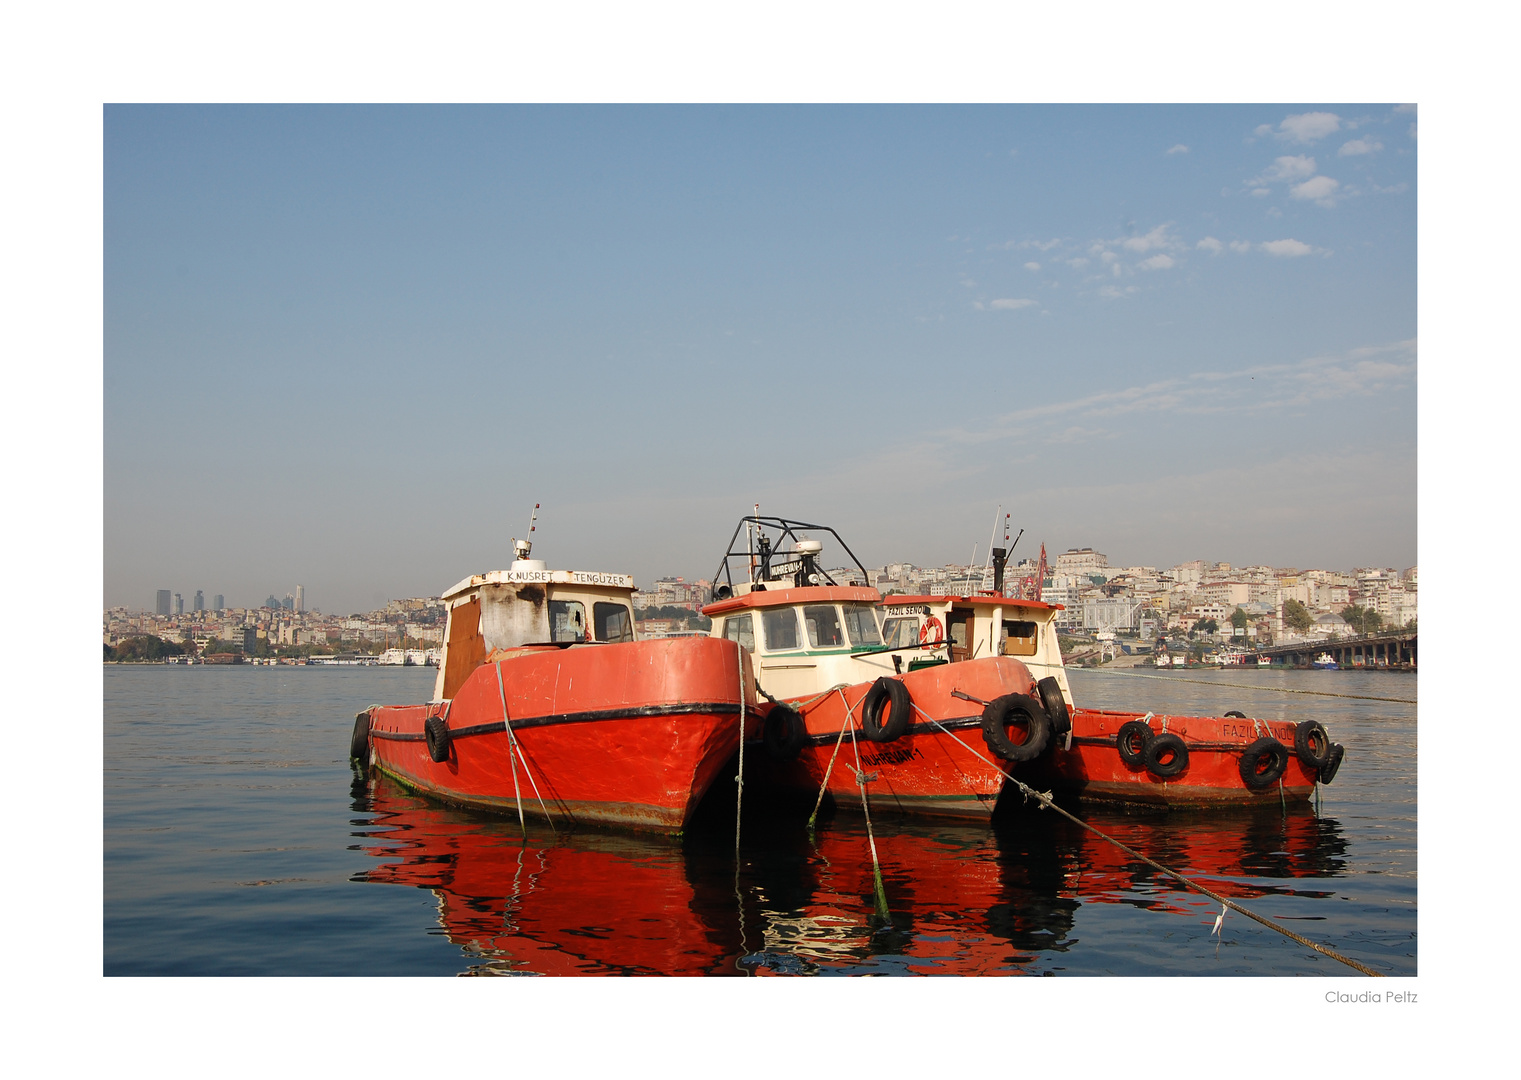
xmin=353 ymin=534 xmax=760 ymax=832
xmin=704 ymin=517 xmax=1052 ymax=821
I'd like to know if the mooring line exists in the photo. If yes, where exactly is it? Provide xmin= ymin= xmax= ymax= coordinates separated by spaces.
xmin=1076 ymin=667 xmax=1415 ymax=704
xmin=496 ymin=661 xmax=557 ymax=837
xmin=909 ymin=701 xmax=1383 ymax=977
xmin=807 ymin=687 xmax=862 ymax=831
xmin=734 ymin=641 xmax=746 ymax=860
xmin=846 ymin=712 xmax=891 ymax=919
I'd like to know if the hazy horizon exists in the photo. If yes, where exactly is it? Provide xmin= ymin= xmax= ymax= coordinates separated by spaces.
xmin=106 ymin=105 xmax=1416 ymax=615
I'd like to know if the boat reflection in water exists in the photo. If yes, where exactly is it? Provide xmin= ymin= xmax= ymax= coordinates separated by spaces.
xmin=351 ymin=773 xmax=1348 ymax=975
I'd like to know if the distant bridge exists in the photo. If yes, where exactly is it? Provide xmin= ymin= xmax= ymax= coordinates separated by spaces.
xmin=1252 ymin=630 xmax=1416 ymax=672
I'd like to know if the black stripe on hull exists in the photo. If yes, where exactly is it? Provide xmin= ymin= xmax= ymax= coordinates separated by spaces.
xmin=370 ymin=700 xmax=753 ymax=742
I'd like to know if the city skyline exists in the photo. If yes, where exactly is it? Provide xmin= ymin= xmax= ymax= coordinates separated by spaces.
xmin=105 ymin=105 xmax=1415 ymax=615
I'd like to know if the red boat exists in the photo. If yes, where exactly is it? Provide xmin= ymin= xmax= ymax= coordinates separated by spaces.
xmin=352 ymin=533 xmax=760 ymax=832
xmin=879 ymin=574 xmax=1346 ymax=808
xmin=702 ymin=517 xmax=1052 ymax=821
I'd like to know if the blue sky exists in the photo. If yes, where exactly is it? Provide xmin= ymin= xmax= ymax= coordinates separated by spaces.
xmin=105 ymin=105 xmax=1415 ymax=613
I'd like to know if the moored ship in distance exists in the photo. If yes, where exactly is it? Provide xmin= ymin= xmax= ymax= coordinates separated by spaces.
xmin=351 ymin=525 xmax=760 ymax=833
xmin=703 ymin=516 xmax=1060 ymax=821
xmin=877 ymin=589 xmax=1346 ymax=808
xmin=1313 ymin=652 xmax=1339 ymax=670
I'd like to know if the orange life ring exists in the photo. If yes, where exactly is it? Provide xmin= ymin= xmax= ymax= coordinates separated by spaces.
xmin=919 ymin=616 xmax=944 ymax=646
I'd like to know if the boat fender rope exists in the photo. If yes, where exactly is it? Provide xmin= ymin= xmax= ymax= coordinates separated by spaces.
xmin=907 ymin=701 xmax=1383 ymax=978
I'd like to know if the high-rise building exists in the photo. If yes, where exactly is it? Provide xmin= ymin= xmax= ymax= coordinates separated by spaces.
xmin=295 ymin=584 xmax=305 ymax=613
xmin=174 ymin=593 xmax=184 ymax=616
xmin=156 ymin=590 xmax=171 ymax=616
xmin=193 ymin=590 xmax=204 ymax=612
xmin=213 ymin=595 xmax=224 ymax=612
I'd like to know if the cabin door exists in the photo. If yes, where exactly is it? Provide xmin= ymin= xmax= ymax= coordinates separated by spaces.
xmin=947 ymin=610 xmax=972 ymax=664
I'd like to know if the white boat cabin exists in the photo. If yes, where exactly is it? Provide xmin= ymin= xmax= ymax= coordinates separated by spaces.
xmin=878 ymin=594 xmax=1073 ymax=709
xmin=432 ymin=543 xmax=638 ymax=701
xmin=703 ymin=584 xmax=924 ymax=701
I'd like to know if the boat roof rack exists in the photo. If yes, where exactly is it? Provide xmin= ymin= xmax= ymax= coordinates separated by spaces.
xmin=711 ymin=516 xmax=871 ymax=598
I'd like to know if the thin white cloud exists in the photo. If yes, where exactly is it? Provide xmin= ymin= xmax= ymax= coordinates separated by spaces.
xmin=996 ymin=339 xmax=1415 ymax=425
xmin=1098 ymin=285 xmax=1138 ymax=299
xmin=1120 ymin=223 xmax=1181 ymax=253
xmin=1261 ymin=238 xmax=1314 ymax=257
xmin=1197 ymin=237 xmax=1223 ymax=253
xmin=1338 ymin=137 xmax=1383 ymax=156
xmin=1394 ymin=103 xmax=1417 ymax=115
xmin=1229 ymin=240 xmax=1252 ymax=253
xmin=1251 ymin=187 xmax=1271 ymax=197
xmin=1024 ymin=261 xmax=1041 ymax=271
xmin=1290 ymin=175 xmax=1341 ymax=205
xmin=989 ymin=298 xmax=1037 ymax=310
xmin=1166 ymin=144 xmax=1189 ymax=155
xmin=1275 ymin=112 xmax=1342 ymax=143
xmin=1066 ymin=257 xmax=1089 ymax=269
xmin=1256 ymin=155 xmax=1318 ymax=182
xmin=1138 ymin=254 xmax=1175 ymax=270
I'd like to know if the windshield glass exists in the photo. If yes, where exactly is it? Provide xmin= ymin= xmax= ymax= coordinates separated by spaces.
xmin=803 ymin=605 xmax=845 ymax=648
xmin=881 ymin=616 xmax=919 ymax=649
xmin=594 ymin=602 xmax=634 ymax=643
xmin=842 ymin=604 xmax=882 ymax=647
xmin=549 ymin=600 xmax=587 ymax=643
xmin=762 ymin=608 xmax=800 ymax=651
xmin=723 ymin=612 xmax=755 ymax=652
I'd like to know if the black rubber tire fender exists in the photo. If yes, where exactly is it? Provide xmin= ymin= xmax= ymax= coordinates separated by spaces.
xmin=424 ymin=715 xmax=452 ymax=764
xmin=763 ymin=705 xmax=809 ymax=760
xmin=980 ymin=693 xmax=1050 ymax=762
xmin=350 ymin=710 xmax=372 ymax=762
xmin=1224 ymin=710 xmax=1247 ymax=719
xmin=1036 ymin=677 xmax=1072 ymax=736
xmin=1294 ymin=720 xmax=1332 ymax=769
xmin=1116 ymin=720 xmax=1154 ymax=769
xmin=1144 ymin=733 xmax=1190 ymax=778
xmin=1239 ymin=736 xmax=1289 ymax=788
xmin=861 ymin=677 xmax=912 ymax=743
xmin=1319 ymin=743 xmax=1345 ymax=785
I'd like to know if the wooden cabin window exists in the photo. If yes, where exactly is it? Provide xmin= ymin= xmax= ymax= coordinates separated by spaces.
xmin=549 ymin=600 xmax=587 ymax=643
xmin=594 ymin=602 xmax=634 ymax=643
xmin=1001 ymin=620 xmax=1039 ymax=657
xmin=803 ymin=605 xmax=845 ymax=648
xmin=843 ymin=604 xmax=882 ymax=647
xmin=762 ymin=608 xmax=800 ymax=651
xmin=722 ymin=612 xmax=755 ymax=652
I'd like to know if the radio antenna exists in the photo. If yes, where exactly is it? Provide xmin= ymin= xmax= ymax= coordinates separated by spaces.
xmin=518 ymin=503 xmax=540 ymax=559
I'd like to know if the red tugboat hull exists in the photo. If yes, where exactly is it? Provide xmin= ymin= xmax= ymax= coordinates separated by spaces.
xmin=367 ymin=637 xmax=758 ymax=832
xmin=756 ymin=656 xmax=1038 ymax=821
xmin=1022 ymin=707 xmax=1321 ymax=807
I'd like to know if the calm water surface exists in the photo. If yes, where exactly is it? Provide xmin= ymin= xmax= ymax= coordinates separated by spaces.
xmin=104 ymin=664 xmax=1415 ymax=975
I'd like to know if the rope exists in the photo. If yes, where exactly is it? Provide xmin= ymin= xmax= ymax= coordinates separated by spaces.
xmin=808 ymin=687 xmax=863 ymax=831
xmin=734 ymin=641 xmax=746 ymax=860
xmin=1076 ymin=667 xmax=1416 ymax=704
xmin=908 ymin=701 xmax=1384 ymax=977
xmin=495 ymin=661 xmax=558 ymax=837
xmin=846 ymin=712 xmax=891 ymax=919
